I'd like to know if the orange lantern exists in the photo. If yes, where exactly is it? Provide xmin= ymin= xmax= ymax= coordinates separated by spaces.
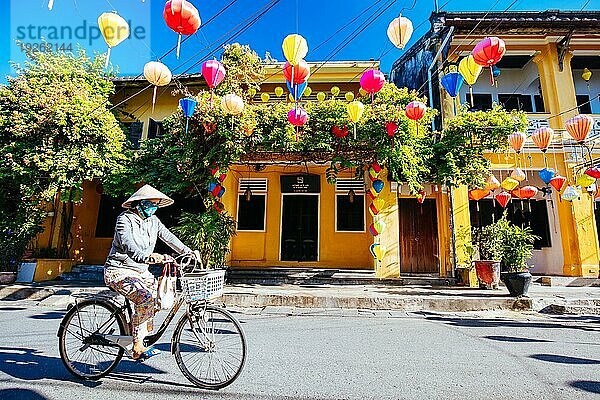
xmin=565 ymin=114 xmax=593 ymax=144
xmin=469 ymin=189 xmax=490 ymax=201
xmin=485 ymin=175 xmax=500 ymax=191
xmin=508 ymin=132 xmax=526 ymax=154
xmin=496 ymin=191 xmax=511 ymax=208
xmin=517 ymin=185 xmax=538 ymax=200
xmin=549 ymin=175 xmax=567 ymax=192
xmin=471 ymin=37 xmax=506 ymax=85
xmin=531 ymin=127 xmax=553 ymax=153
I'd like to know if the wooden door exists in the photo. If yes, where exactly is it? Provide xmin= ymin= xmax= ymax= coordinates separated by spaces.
xmin=398 ymin=198 xmax=439 ymax=274
xmin=281 ymin=195 xmax=319 ymax=261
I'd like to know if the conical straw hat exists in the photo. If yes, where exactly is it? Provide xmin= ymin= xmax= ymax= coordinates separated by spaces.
xmin=122 ymin=184 xmax=174 ymax=208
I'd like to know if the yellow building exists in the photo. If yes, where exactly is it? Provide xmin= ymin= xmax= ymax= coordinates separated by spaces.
xmin=36 ymin=10 xmax=600 ymax=281
xmin=392 ymin=10 xmax=600 ymax=279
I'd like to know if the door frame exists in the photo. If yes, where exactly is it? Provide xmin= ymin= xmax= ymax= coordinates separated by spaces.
xmin=397 ymin=197 xmax=440 ymax=275
xmin=279 ymin=193 xmax=321 ymax=262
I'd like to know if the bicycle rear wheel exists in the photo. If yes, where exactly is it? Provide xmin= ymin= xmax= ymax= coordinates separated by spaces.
xmin=173 ymin=305 xmax=246 ymax=390
xmin=58 ymin=299 xmax=126 ymax=380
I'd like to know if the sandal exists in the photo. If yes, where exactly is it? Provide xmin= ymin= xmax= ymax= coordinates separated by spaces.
xmin=133 ymin=346 xmax=161 ymax=362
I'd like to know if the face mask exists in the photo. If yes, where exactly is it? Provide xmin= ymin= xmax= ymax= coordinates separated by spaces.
xmin=136 ymin=200 xmax=158 ymax=219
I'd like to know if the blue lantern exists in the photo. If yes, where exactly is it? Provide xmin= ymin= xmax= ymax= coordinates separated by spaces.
xmin=492 ymin=65 xmax=501 ymax=78
xmin=440 ymin=72 xmax=464 ymax=98
xmin=179 ymin=97 xmax=197 ymax=134
xmin=286 ymin=81 xmax=307 ymax=101
xmin=538 ymin=168 xmax=555 ymax=185
xmin=372 ymin=179 xmax=384 ymax=193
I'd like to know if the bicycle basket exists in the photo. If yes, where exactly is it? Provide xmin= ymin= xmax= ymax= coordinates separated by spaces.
xmin=180 ymin=269 xmax=226 ymax=302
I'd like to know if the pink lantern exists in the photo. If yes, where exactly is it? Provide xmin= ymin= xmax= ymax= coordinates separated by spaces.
xmin=202 ymin=60 xmax=226 ymax=89
xmin=287 ymin=107 xmax=308 ymax=127
xmin=405 ymin=101 xmax=427 ymax=121
xmin=360 ymin=69 xmax=385 ymax=102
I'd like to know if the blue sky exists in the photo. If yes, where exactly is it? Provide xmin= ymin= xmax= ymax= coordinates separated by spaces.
xmin=1 ymin=0 xmax=598 ymax=82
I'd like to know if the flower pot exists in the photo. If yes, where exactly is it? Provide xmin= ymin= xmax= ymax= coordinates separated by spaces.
xmin=474 ymin=260 xmax=500 ymax=289
xmin=0 ymin=272 xmax=17 ymax=284
xmin=500 ymin=271 xmax=532 ymax=297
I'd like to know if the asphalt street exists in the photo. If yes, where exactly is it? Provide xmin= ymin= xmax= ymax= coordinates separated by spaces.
xmin=0 ymin=303 xmax=598 ymax=400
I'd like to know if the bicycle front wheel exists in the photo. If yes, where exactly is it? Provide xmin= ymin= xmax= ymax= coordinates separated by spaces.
xmin=58 ymin=299 xmax=126 ymax=380
xmin=173 ymin=305 xmax=246 ymax=390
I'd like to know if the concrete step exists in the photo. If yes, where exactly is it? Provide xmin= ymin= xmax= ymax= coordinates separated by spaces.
xmin=542 ymin=304 xmax=600 ymax=315
xmin=59 ymin=264 xmax=104 ymax=282
xmin=535 ymin=276 xmax=600 ymax=287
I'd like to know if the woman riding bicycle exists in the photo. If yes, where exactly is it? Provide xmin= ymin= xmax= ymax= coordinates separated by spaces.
xmin=104 ymin=184 xmax=192 ymax=361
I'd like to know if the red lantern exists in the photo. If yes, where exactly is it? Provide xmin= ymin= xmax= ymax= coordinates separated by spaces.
xmin=332 ymin=125 xmax=348 ymax=139
xmin=360 ymin=69 xmax=385 ymax=103
xmin=283 ymin=60 xmax=310 ymax=84
xmin=549 ymin=175 xmax=567 ymax=192
xmin=372 ymin=162 xmax=382 ymax=173
xmin=213 ymin=201 xmax=225 ymax=213
xmin=585 ymin=166 xmax=600 ymax=179
xmin=531 ymin=127 xmax=553 ymax=153
xmin=496 ymin=191 xmax=511 ymax=208
xmin=469 ymin=189 xmax=490 ymax=201
xmin=287 ymin=107 xmax=308 ymax=127
xmin=416 ymin=189 xmax=426 ymax=204
xmin=472 ymin=37 xmax=506 ymax=85
xmin=516 ymin=185 xmax=538 ymax=200
xmin=565 ymin=114 xmax=594 ymax=144
xmin=405 ymin=101 xmax=427 ymax=121
xmin=164 ymin=0 xmax=201 ymax=58
xmin=386 ymin=122 xmax=398 ymax=138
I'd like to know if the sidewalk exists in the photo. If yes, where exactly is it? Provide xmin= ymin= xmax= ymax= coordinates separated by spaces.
xmin=2 ymin=280 xmax=600 ymax=314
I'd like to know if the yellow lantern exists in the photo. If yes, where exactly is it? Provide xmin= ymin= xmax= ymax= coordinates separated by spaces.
xmin=316 ymin=92 xmax=326 ymax=102
xmin=288 ymin=93 xmax=294 ymax=102
xmin=260 ymin=93 xmax=270 ymax=102
xmin=221 ymin=94 xmax=244 ymax=115
xmin=386 ymin=16 xmax=413 ymax=49
xmin=248 ymin=88 xmax=257 ymax=98
xmin=282 ymin=34 xmax=308 ymax=66
xmin=304 ymin=86 xmax=312 ymax=97
xmin=458 ymin=55 xmax=482 ymax=106
xmin=347 ymin=101 xmax=364 ymax=139
xmin=144 ymin=61 xmax=172 ymax=112
xmin=274 ymin=86 xmax=284 ymax=97
xmin=576 ymin=174 xmax=596 ymax=188
xmin=358 ymin=88 xmax=368 ymax=97
xmin=373 ymin=244 xmax=387 ymax=262
xmin=331 ymin=86 xmax=340 ymax=97
xmin=98 ymin=12 xmax=130 ymax=68
xmin=582 ymin=68 xmax=592 ymax=82
xmin=345 ymin=92 xmax=355 ymax=102
xmin=501 ymin=177 xmax=519 ymax=191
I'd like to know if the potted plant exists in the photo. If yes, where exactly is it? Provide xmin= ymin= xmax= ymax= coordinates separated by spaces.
xmin=495 ymin=217 xmax=539 ymax=297
xmin=472 ymin=222 xmax=504 ymax=289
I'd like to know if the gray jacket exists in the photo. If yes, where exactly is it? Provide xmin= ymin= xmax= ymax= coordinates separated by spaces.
xmin=105 ymin=210 xmax=192 ymax=273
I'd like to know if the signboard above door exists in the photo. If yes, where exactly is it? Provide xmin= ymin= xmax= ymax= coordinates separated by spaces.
xmin=280 ymin=175 xmax=320 ymax=194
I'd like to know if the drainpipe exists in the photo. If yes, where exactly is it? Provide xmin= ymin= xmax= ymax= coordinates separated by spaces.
xmin=428 ymin=26 xmax=454 ymax=132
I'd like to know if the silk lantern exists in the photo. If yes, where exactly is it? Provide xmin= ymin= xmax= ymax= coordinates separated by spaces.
xmin=416 ymin=189 xmax=426 ymax=204
xmin=512 ymin=186 xmax=538 ymax=200
xmin=345 ymin=92 xmax=355 ymax=102
xmin=261 ymin=93 xmax=271 ymax=102
xmin=282 ymin=34 xmax=308 ymax=66
xmin=347 ymin=101 xmax=365 ymax=139
xmin=287 ymin=107 xmax=308 ymax=127
xmin=331 ymin=86 xmax=341 ymax=97
xmin=286 ymin=81 xmax=307 ymax=101
xmin=372 ymin=162 xmax=382 ymax=173
xmin=458 ymin=55 xmax=482 ymax=106
xmin=213 ymin=201 xmax=225 ymax=214
xmin=144 ymin=61 xmax=172 ymax=112
xmin=98 ymin=12 xmax=130 ymax=68
xmin=440 ymin=72 xmax=464 ymax=98
xmin=550 ymin=175 xmax=567 ymax=192
xmin=405 ymin=101 xmax=427 ymax=121
xmin=469 ymin=189 xmax=490 ymax=201
xmin=576 ymin=174 xmax=596 ymax=188
xmin=565 ymin=114 xmax=593 ymax=144
xmin=221 ymin=94 xmax=244 ymax=115
xmin=369 ymin=243 xmax=387 ymax=262
xmin=386 ymin=122 xmax=398 ymax=138
xmin=283 ymin=60 xmax=310 ymax=84
xmin=508 ymin=132 xmax=526 ymax=154
xmin=316 ymin=92 xmax=326 ymax=102
xmin=369 ymin=166 xmax=380 ymax=180
xmin=360 ymin=69 xmax=386 ymax=103
xmin=369 ymin=198 xmax=385 ymax=217
xmin=248 ymin=88 xmax=257 ymax=98
xmin=562 ymin=185 xmax=580 ymax=202
xmin=501 ymin=177 xmax=519 ymax=191
xmin=274 ymin=87 xmax=284 ymax=97
xmin=582 ymin=68 xmax=592 ymax=82
xmin=538 ymin=168 xmax=555 ymax=185
xmin=387 ymin=16 xmax=413 ymax=49
xmin=179 ymin=97 xmax=197 ymax=134
xmin=211 ymin=167 xmax=227 ymax=182
xmin=332 ymin=125 xmax=348 ymax=139
xmin=369 ymin=220 xmax=386 ymax=236
xmin=372 ymin=179 xmax=385 ymax=194
xmin=202 ymin=60 xmax=226 ymax=105
xmin=511 ymin=168 xmax=526 ymax=182
xmin=164 ymin=0 xmax=201 ymax=58
xmin=472 ymin=37 xmax=506 ymax=85
xmin=485 ymin=175 xmax=500 ymax=191
xmin=532 ymin=127 xmax=553 ymax=152
xmin=496 ymin=191 xmax=511 ymax=208
xmin=585 ymin=166 xmax=600 ymax=179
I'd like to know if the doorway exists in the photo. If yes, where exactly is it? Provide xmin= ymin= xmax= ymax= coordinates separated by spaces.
xmin=398 ymin=198 xmax=439 ymax=274
xmin=281 ymin=195 xmax=319 ymax=261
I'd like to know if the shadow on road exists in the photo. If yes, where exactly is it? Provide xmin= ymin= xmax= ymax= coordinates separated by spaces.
xmin=530 ymin=354 xmax=600 ymax=364
xmin=29 ymin=311 xmax=66 ymax=320
xmin=0 ymin=388 xmax=49 ymax=400
xmin=570 ymin=380 xmax=600 ymax=394
xmin=484 ymin=335 xmax=552 ymax=343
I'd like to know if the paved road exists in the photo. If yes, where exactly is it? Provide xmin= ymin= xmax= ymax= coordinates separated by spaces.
xmin=0 ymin=303 xmax=599 ymax=400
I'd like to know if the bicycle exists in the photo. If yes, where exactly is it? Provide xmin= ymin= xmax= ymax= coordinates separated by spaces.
xmin=57 ymin=253 xmax=246 ymax=390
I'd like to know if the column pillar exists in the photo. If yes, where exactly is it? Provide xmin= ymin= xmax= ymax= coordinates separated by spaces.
xmin=375 ymin=169 xmax=401 ymax=279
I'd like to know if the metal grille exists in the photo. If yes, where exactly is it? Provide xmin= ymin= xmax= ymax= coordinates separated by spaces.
xmin=335 ymin=179 xmax=365 ymax=192
xmin=239 ymin=178 xmax=267 ymax=192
